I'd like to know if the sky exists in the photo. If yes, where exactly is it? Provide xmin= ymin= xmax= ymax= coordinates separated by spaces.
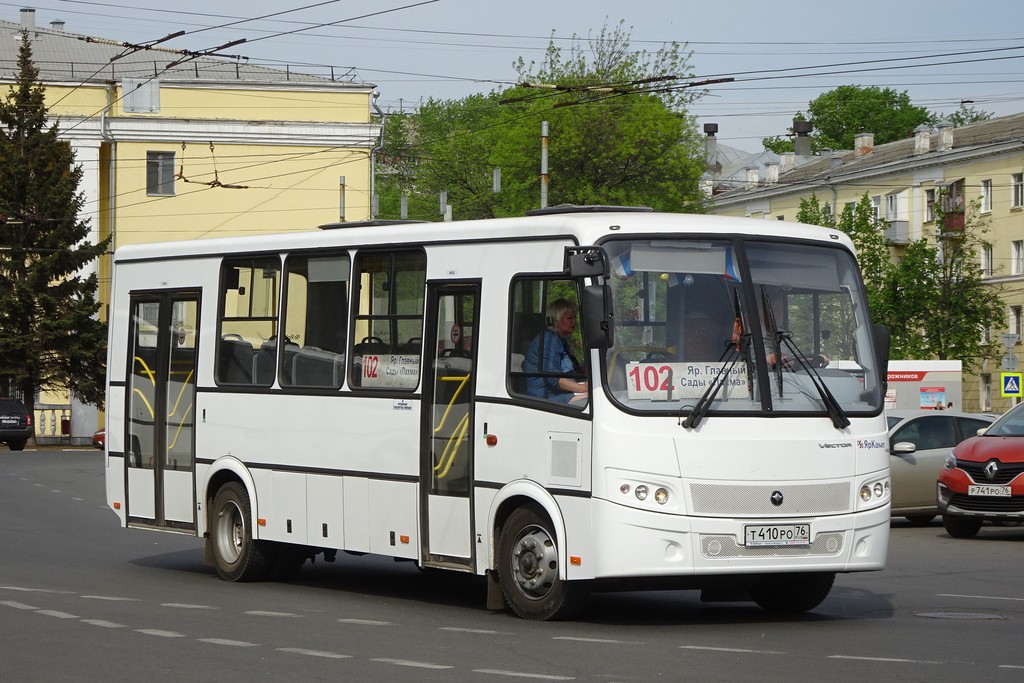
xmin=8 ymin=0 xmax=1024 ymax=151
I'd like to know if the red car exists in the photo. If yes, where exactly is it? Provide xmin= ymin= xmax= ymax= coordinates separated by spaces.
xmin=938 ymin=403 xmax=1024 ymax=538
xmin=92 ymin=428 xmax=105 ymax=449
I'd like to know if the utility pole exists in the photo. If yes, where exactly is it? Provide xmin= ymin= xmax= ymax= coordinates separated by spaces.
xmin=540 ymin=121 xmax=549 ymax=209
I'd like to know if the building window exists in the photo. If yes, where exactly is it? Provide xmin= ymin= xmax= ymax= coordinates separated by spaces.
xmin=871 ymin=196 xmax=881 ymax=221
xmin=981 ymin=179 xmax=993 ymax=213
xmin=1014 ymin=241 xmax=1024 ymax=276
xmin=925 ymin=189 xmax=936 ymax=222
xmin=1013 ymin=306 xmax=1022 ymax=338
xmin=1013 ymin=173 xmax=1023 ymax=209
xmin=982 ymin=245 xmax=993 ymax=277
xmin=146 ymin=152 xmax=175 ymax=196
xmin=981 ymin=374 xmax=992 ymax=412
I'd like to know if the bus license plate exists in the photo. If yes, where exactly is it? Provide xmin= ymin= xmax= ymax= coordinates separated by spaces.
xmin=968 ymin=484 xmax=1011 ymax=497
xmin=744 ymin=524 xmax=811 ymax=547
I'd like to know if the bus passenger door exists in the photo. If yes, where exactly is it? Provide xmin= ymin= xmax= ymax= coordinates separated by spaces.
xmin=420 ymin=283 xmax=479 ymax=570
xmin=125 ymin=293 xmax=199 ymax=531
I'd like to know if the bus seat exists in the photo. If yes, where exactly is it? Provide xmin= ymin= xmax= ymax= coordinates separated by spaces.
xmin=512 ymin=312 xmax=545 ymax=356
xmin=252 ymin=339 xmax=278 ymax=385
xmin=292 ymin=346 xmax=344 ymax=387
xmin=218 ymin=337 xmax=255 ymax=384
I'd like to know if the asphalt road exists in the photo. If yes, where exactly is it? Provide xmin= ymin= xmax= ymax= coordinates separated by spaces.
xmin=3 ymin=447 xmax=1024 ymax=682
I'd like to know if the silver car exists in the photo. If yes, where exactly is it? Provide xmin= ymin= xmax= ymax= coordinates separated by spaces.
xmin=887 ymin=410 xmax=997 ymax=524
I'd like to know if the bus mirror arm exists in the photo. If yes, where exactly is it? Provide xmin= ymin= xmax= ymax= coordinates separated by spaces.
xmin=873 ymin=323 xmax=890 ymax=393
xmin=581 ymin=284 xmax=614 ymax=350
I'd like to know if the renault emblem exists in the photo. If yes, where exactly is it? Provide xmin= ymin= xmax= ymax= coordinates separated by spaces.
xmin=984 ymin=460 xmax=1000 ymax=480
xmin=770 ymin=491 xmax=784 ymax=506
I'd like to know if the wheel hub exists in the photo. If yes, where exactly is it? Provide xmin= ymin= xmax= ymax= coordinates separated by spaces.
xmin=511 ymin=526 xmax=557 ymax=599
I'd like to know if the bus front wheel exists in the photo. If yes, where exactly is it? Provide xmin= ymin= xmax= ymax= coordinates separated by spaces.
xmin=749 ymin=572 xmax=835 ymax=613
xmin=497 ymin=506 xmax=588 ymax=620
xmin=210 ymin=482 xmax=273 ymax=582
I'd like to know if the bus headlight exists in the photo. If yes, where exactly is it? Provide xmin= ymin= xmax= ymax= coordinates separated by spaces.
xmin=654 ymin=488 xmax=669 ymax=505
xmin=635 ymin=485 xmax=649 ymax=501
xmin=859 ymin=477 xmax=890 ymax=504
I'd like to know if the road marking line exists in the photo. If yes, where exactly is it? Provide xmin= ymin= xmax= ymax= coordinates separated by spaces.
xmin=37 ymin=610 xmax=78 ymax=619
xmin=199 ymin=638 xmax=259 ymax=647
xmin=72 ymin=497 xmax=84 ymax=501
xmin=439 ymin=627 xmax=511 ymax=635
xmin=82 ymin=619 xmax=125 ymax=628
xmin=372 ymin=658 xmax=453 ymax=669
xmin=0 ymin=601 xmax=39 ymax=610
xmin=277 ymin=648 xmax=351 ymax=659
xmin=555 ymin=636 xmax=641 ymax=645
xmin=162 ymin=603 xmax=217 ymax=610
xmin=245 ymin=610 xmax=299 ymax=617
xmin=82 ymin=595 xmax=139 ymax=602
xmin=0 ymin=586 xmax=72 ymax=594
xmin=828 ymin=655 xmax=941 ymax=664
xmin=999 ymin=665 xmax=1024 ymax=670
xmin=938 ymin=593 xmax=1024 ymax=602
xmin=680 ymin=645 xmax=784 ymax=655
xmin=337 ymin=618 xmax=393 ymax=626
xmin=136 ymin=629 xmax=186 ymax=638
xmin=473 ymin=669 xmax=574 ymax=680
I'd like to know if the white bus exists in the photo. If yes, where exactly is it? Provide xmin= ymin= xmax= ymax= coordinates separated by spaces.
xmin=104 ymin=207 xmax=891 ymax=620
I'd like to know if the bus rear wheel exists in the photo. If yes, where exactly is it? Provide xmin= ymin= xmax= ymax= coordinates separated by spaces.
xmin=210 ymin=482 xmax=273 ymax=582
xmin=749 ymin=572 xmax=835 ymax=613
xmin=497 ymin=506 xmax=588 ymax=620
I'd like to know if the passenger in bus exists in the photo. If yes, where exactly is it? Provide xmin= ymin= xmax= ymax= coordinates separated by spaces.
xmin=523 ymin=299 xmax=588 ymax=405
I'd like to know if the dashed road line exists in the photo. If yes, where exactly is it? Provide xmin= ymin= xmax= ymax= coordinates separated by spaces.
xmin=82 ymin=595 xmax=139 ymax=602
xmin=372 ymin=658 xmax=453 ymax=669
xmin=939 ymin=593 xmax=1024 ymax=602
xmin=473 ymin=670 xmax=574 ymax=680
xmin=136 ymin=629 xmax=186 ymax=638
xmin=0 ymin=601 xmax=38 ymax=610
xmin=245 ymin=610 xmax=300 ymax=617
xmin=37 ymin=610 xmax=78 ymax=619
xmin=82 ymin=619 xmax=126 ymax=629
xmin=828 ymin=655 xmax=942 ymax=664
xmin=681 ymin=645 xmax=784 ymax=655
xmin=163 ymin=603 xmax=217 ymax=610
xmin=337 ymin=618 xmax=393 ymax=626
xmin=199 ymin=638 xmax=259 ymax=647
xmin=556 ymin=636 xmax=642 ymax=645
xmin=439 ymin=627 xmax=511 ymax=635
xmin=277 ymin=648 xmax=351 ymax=659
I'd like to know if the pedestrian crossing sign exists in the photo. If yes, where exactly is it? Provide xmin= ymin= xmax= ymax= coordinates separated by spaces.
xmin=1001 ymin=372 xmax=1023 ymax=398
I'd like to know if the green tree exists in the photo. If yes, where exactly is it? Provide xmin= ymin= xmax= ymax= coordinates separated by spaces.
xmin=796 ymin=191 xmax=1003 ymax=371
xmin=934 ymin=102 xmax=993 ymax=128
xmin=378 ymin=21 xmax=707 ymax=221
xmin=0 ymin=32 xmax=108 ymax=420
xmin=763 ymin=85 xmax=931 ymax=154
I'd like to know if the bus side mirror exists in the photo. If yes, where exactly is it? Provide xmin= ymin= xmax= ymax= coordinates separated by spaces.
xmin=581 ymin=284 xmax=614 ymax=350
xmin=564 ymin=246 xmax=609 ymax=279
xmin=873 ymin=323 xmax=890 ymax=391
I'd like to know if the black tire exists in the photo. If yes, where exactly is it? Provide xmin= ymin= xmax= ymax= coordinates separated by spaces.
xmin=8 ymin=440 xmax=27 ymax=451
xmin=497 ymin=506 xmax=589 ymax=620
xmin=749 ymin=572 xmax=835 ymax=613
xmin=942 ymin=514 xmax=983 ymax=539
xmin=210 ymin=482 xmax=274 ymax=582
xmin=904 ymin=514 xmax=936 ymax=525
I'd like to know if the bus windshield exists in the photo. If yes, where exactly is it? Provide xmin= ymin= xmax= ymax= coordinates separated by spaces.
xmin=602 ymin=237 xmax=883 ymax=417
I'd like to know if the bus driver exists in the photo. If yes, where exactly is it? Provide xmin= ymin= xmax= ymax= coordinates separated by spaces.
xmin=523 ymin=298 xmax=588 ymax=406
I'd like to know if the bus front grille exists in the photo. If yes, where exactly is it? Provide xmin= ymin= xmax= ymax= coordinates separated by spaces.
xmin=689 ymin=482 xmax=851 ymax=516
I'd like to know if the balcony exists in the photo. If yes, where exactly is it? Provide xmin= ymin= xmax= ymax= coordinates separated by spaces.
xmin=941 ymin=211 xmax=965 ymax=234
xmin=884 ymin=220 xmax=910 ymax=244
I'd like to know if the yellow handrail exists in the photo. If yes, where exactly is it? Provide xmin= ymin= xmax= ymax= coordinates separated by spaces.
xmin=432 ymin=374 xmax=470 ymax=434
xmin=435 ymin=413 xmax=470 ymax=479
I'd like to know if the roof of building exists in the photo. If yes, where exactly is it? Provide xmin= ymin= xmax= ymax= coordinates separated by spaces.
xmin=714 ymin=111 xmax=1024 ymax=203
xmin=0 ymin=11 xmax=372 ymax=89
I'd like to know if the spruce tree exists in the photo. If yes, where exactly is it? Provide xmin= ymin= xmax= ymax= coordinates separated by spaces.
xmin=0 ymin=32 xmax=108 ymax=420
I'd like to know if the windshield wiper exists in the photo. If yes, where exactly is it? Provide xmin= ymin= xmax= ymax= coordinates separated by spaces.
xmin=682 ymin=334 xmax=748 ymax=430
xmin=776 ymin=330 xmax=850 ymax=430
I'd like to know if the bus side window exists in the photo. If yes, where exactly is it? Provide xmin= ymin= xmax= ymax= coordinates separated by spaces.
xmin=508 ymin=277 xmax=584 ymax=404
xmin=217 ymin=256 xmax=280 ymax=387
xmin=280 ymin=252 xmax=350 ymax=389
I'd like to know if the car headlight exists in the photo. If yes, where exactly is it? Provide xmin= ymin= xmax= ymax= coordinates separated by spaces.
xmin=944 ymin=452 xmax=957 ymax=470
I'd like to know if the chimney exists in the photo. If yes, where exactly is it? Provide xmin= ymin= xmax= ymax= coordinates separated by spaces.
xmin=19 ymin=7 xmax=35 ymax=30
xmin=779 ymin=151 xmax=796 ymax=174
xmin=745 ymin=165 xmax=759 ymax=189
xmin=703 ymin=122 xmax=721 ymax=174
xmin=765 ymin=161 xmax=779 ymax=185
xmin=937 ymin=121 xmax=954 ymax=152
xmin=793 ymin=119 xmax=813 ymax=157
xmin=50 ymin=19 xmax=65 ymax=31
xmin=854 ymin=132 xmax=874 ymax=157
xmin=913 ymin=124 xmax=931 ymax=155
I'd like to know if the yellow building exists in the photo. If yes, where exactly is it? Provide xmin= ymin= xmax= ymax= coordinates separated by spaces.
xmin=709 ymin=113 xmax=1024 ymax=414
xmin=1 ymin=9 xmax=381 ymax=442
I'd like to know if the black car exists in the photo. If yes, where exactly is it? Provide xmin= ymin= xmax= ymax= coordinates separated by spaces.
xmin=0 ymin=398 xmax=33 ymax=451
